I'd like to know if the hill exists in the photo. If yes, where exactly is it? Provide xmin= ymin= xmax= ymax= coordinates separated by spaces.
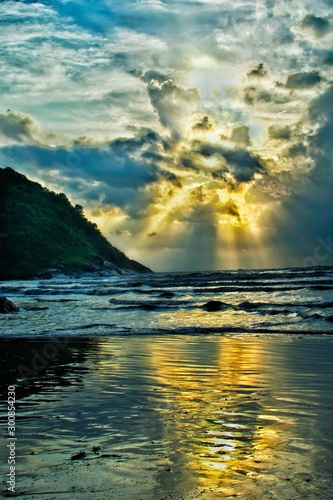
xmin=0 ymin=167 xmax=152 ymax=279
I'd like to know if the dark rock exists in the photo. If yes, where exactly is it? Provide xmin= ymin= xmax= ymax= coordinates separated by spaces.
xmin=0 ymin=297 xmax=19 ymax=313
xmin=36 ymin=268 xmax=68 ymax=279
xmin=71 ymin=451 xmax=86 ymax=460
xmin=139 ymin=303 xmax=156 ymax=311
xmin=202 ymin=300 xmax=228 ymax=312
xmin=36 ymin=271 xmax=54 ymax=279
xmin=159 ymin=291 xmax=175 ymax=298
xmin=239 ymin=301 xmax=260 ymax=310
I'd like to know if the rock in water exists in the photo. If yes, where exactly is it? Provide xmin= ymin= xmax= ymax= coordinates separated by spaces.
xmin=202 ymin=300 xmax=228 ymax=312
xmin=0 ymin=297 xmax=19 ymax=313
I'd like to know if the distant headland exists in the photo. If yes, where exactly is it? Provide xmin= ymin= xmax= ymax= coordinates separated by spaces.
xmin=0 ymin=167 xmax=152 ymax=280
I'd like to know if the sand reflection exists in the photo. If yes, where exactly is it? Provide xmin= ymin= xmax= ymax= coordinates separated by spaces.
xmin=145 ymin=336 xmax=331 ymax=496
xmin=2 ymin=336 xmax=332 ymax=499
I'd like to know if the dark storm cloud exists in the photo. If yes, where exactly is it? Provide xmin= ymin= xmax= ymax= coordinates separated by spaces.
xmin=0 ymin=110 xmax=42 ymax=145
xmin=110 ymin=128 xmax=161 ymax=153
xmin=247 ymin=63 xmax=267 ymax=79
xmin=285 ymin=71 xmax=322 ymax=89
xmin=192 ymin=116 xmax=213 ymax=131
xmin=307 ymin=85 xmax=333 ymax=182
xmin=308 ymin=84 xmax=333 ymax=131
xmin=217 ymin=200 xmax=240 ymax=219
xmin=178 ymin=154 xmax=200 ymax=172
xmin=158 ymin=169 xmax=182 ymax=187
xmin=284 ymin=142 xmax=307 ymax=158
xmin=196 ymin=142 xmax=264 ymax=184
xmin=0 ymin=126 xmax=167 ymax=194
xmin=141 ymin=150 xmax=170 ymax=163
xmin=1 ymin=143 xmax=157 ymax=188
xmin=324 ymin=51 xmax=333 ymax=66
xmin=300 ymin=14 xmax=331 ymax=38
xmin=243 ymin=87 xmax=258 ymax=106
xmin=143 ymin=76 xmax=199 ymax=130
xmin=0 ymin=124 xmax=187 ymax=219
xmin=262 ymin=85 xmax=333 ymax=266
xmin=268 ymin=125 xmax=292 ymax=141
xmin=243 ymin=86 xmax=289 ymax=106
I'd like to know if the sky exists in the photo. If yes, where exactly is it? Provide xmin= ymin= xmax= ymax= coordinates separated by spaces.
xmin=0 ymin=0 xmax=333 ymax=271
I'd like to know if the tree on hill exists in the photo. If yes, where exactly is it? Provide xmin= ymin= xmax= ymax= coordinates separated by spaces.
xmin=0 ymin=167 xmax=151 ymax=279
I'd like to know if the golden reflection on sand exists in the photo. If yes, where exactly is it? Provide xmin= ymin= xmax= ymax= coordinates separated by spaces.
xmin=146 ymin=336 xmax=294 ymax=494
xmin=7 ymin=336 xmax=333 ymax=499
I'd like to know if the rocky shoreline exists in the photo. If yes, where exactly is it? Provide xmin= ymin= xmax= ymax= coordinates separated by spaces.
xmin=35 ymin=260 xmax=153 ymax=280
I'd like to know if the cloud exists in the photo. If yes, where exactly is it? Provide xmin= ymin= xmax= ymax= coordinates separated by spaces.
xmin=243 ymin=85 xmax=290 ymax=106
xmin=216 ymin=199 xmax=240 ymax=219
xmin=0 ymin=128 xmax=162 ymax=193
xmin=268 ymin=125 xmax=292 ymax=141
xmin=192 ymin=115 xmax=214 ymax=131
xmin=197 ymin=142 xmax=264 ymax=184
xmin=283 ymin=142 xmax=307 ymax=158
xmin=324 ymin=51 xmax=333 ymax=65
xmin=243 ymin=86 xmax=259 ymax=106
xmin=145 ymin=78 xmax=199 ymax=131
xmin=177 ymin=153 xmax=200 ymax=172
xmin=231 ymin=125 xmax=252 ymax=148
xmin=247 ymin=63 xmax=267 ymax=78
xmin=259 ymin=85 xmax=333 ymax=266
xmin=0 ymin=110 xmax=44 ymax=145
xmin=1 ymin=0 xmax=333 ymax=270
xmin=300 ymin=14 xmax=331 ymax=38
xmin=308 ymin=84 xmax=333 ymax=124
xmin=285 ymin=71 xmax=322 ymax=89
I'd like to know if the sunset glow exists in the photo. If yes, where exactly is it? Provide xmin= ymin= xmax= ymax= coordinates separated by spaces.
xmin=0 ymin=0 xmax=332 ymax=270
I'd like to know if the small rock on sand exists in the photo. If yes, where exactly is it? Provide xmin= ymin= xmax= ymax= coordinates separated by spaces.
xmin=71 ymin=451 xmax=86 ymax=460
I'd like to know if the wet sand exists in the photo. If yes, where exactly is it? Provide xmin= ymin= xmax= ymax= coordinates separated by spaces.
xmin=1 ymin=334 xmax=333 ymax=499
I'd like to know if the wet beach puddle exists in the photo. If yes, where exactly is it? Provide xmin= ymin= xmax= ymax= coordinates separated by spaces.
xmin=0 ymin=335 xmax=333 ymax=499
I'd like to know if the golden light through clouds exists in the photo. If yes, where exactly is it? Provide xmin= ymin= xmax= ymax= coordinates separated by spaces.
xmin=1 ymin=0 xmax=332 ymax=270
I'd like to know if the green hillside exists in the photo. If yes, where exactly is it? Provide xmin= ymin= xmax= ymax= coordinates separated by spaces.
xmin=0 ymin=167 xmax=151 ymax=279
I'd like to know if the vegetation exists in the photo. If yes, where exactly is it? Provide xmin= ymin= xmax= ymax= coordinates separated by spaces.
xmin=0 ymin=167 xmax=151 ymax=279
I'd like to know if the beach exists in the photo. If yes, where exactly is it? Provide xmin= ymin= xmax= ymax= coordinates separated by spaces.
xmin=1 ymin=334 xmax=333 ymax=499
xmin=2 ymin=0 xmax=333 ymax=497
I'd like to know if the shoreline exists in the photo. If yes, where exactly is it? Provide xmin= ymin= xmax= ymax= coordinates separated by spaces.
xmin=1 ymin=267 xmax=333 ymax=337
xmin=1 ymin=335 xmax=333 ymax=499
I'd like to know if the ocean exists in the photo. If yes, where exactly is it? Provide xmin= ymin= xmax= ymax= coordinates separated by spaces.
xmin=1 ymin=266 xmax=333 ymax=337
xmin=1 ymin=267 xmax=333 ymax=498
